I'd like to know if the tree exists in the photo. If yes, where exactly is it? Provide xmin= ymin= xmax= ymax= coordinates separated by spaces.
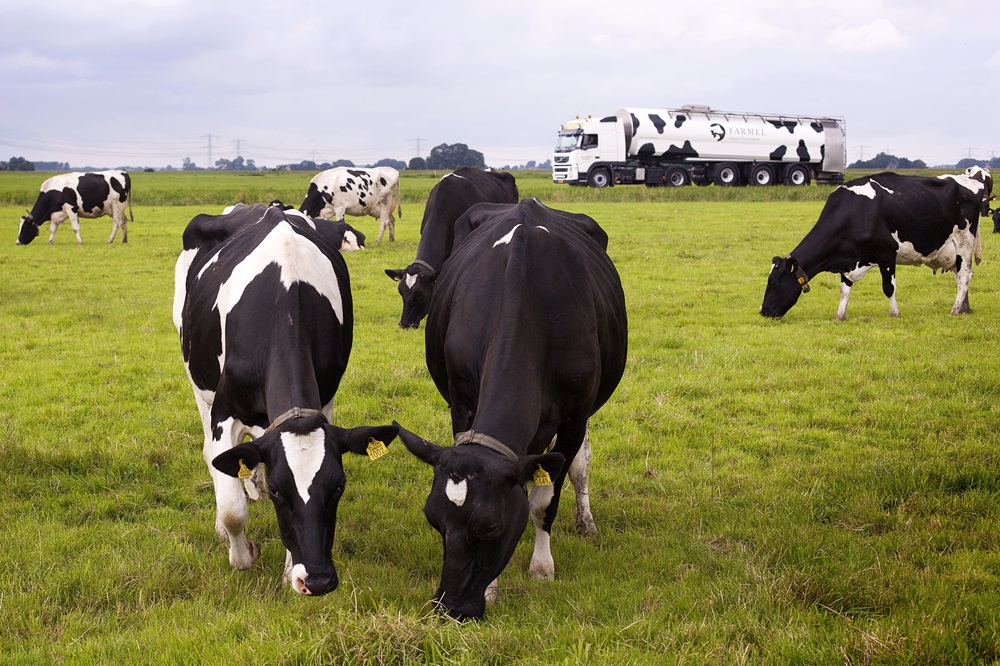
xmin=372 ymin=158 xmax=406 ymax=170
xmin=182 ymin=157 xmax=199 ymax=171
xmin=425 ymin=143 xmax=485 ymax=170
xmin=1 ymin=156 xmax=35 ymax=171
xmin=849 ymin=152 xmax=926 ymax=169
xmin=215 ymin=156 xmax=257 ymax=171
xmin=408 ymin=156 xmax=427 ymax=170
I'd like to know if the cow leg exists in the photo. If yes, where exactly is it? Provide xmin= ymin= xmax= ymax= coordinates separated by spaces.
xmin=951 ymin=255 xmax=973 ymax=315
xmin=48 ymin=220 xmax=59 ymax=245
xmin=108 ymin=210 xmax=127 ymax=244
xmin=528 ymin=482 xmax=556 ymax=580
xmin=568 ymin=422 xmax=597 ymax=537
xmin=68 ymin=213 xmax=83 ymax=245
xmin=204 ymin=416 xmax=260 ymax=570
xmin=384 ymin=212 xmax=395 ymax=242
xmin=485 ymin=578 xmax=499 ymax=606
xmin=836 ymin=276 xmax=853 ymax=320
xmin=879 ymin=265 xmax=901 ymax=317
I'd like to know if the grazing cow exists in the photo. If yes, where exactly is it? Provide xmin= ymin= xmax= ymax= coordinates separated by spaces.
xmin=17 ymin=170 xmax=132 ymax=245
xmin=384 ymin=168 xmax=519 ymax=328
xmin=221 ymin=202 xmax=365 ymax=251
xmin=173 ymin=203 xmax=397 ymax=595
xmin=394 ymin=198 xmax=628 ymax=620
xmin=761 ymin=167 xmax=993 ymax=320
xmin=300 ymin=167 xmax=401 ymax=243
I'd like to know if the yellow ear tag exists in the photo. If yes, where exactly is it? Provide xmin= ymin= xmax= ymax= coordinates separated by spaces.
xmin=237 ymin=459 xmax=253 ymax=480
xmin=366 ymin=438 xmax=389 ymax=461
xmin=533 ymin=466 xmax=552 ymax=486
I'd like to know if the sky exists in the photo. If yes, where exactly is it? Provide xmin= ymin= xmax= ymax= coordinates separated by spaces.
xmin=1 ymin=0 xmax=997 ymax=170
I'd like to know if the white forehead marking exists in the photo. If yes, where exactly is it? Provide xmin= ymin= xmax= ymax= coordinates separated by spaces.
xmin=445 ymin=478 xmax=468 ymax=507
xmin=842 ymin=179 xmax=894 ymax=199
xmin=281 ymin=430 xmax=326 ymax=504
xmin=405 ymin=273 xmax=417 ymax=289
xmin=494 ymin=224 xmax=522 ymax=247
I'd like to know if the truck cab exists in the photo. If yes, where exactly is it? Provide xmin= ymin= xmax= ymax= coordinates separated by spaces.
xmin=552 ymin=116 xmax=624 ymax=186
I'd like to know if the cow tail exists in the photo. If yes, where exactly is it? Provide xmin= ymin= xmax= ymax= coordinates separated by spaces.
xmin=128 ymin=188 xmax=134 ymax=223
xmin=396 ymin=178 xmax=402 ymax=218
xmin=975 ymin=224 xmax=983 ymax=264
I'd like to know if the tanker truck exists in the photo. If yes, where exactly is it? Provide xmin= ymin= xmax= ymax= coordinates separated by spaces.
xmin=552 ymin=105 xmax=846 ymax=187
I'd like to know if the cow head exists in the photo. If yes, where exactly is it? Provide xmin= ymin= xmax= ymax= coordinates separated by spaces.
xmin=16 ymin=213 xmax=38 ymax=245
xmin=760 ymin=255 xmax=808 ymax=318
xmin=964 ymin=165 xmax=994 ymax=216
xmin=213 ymin=418 xmax=398 ymax=596
xmin=395 ymin=422 xmax=564 ymax=620
xmin=385 ymin=262 xmax=436 ymax=329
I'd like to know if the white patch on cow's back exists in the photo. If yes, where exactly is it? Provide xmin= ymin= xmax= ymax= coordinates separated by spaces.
xmin=445 ymin=477 xmax=468 ymax=507
xmin=493 ymin=224 xmax=522 ymax=247
xmin=938 ymin=173 xmax=985 ymax=197
xmin=405 ymin=273 xmax=417 ymax=289
xmin=842 ymin=179 xmax=894 ymax=199
xmin=281 ymin=429 xmax=326 ymax=504
xmin=213 ymin=222 xmax=345 ymax=366
xmin=173 ymin=248 xmax=199 ymax=332
xmin=285 ymin=209 xmax=316 ymax=229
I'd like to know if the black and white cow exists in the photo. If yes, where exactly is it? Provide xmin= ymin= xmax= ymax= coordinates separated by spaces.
xmin=17 ymin=170 xmax=132 ymax=245
xmin=222 ymin=202 xmax=366 ymax=251
xmin=173 ymin=203 xmax=397 ymax=595
xmin=300 ymin=167 xmax=401 ymax=243
xmin=384 ymin=168 xmax=519 ymax=328
xmin=394 ymin=198 xmax=628 ymax=620
xmin=761 ymin=167 xmax=993 ymax=320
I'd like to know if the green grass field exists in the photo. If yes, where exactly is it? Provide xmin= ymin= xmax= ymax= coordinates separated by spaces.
xmin=1 ymin=170 xmax=998 ymax=664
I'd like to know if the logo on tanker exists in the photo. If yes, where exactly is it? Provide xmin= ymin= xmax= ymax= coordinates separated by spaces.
xmin=710 ymin=123 xmax=726 ymax=141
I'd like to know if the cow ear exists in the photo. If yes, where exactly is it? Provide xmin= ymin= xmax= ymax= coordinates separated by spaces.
xmin=385 ymin=268 xmax=404 ymax=282
xmin=786 ymin=256 xmax=799 ymax=273
xmin=394 ymin=421 xmax=446 ymax=466
xmin=513 ymin=452 xmax=566 ymax=487
xmin=212 ymin=441 xmax=265 ymax=478
xmin=771 ymin=255 xmax=782 ymax=266
xmin=329 ymin=424 xmax=400 ymax=456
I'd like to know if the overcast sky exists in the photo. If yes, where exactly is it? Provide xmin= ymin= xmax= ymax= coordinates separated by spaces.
xmin=1 ymin=0 xmax=997 ymax=170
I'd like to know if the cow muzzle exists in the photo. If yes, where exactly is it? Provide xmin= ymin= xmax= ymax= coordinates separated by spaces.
xmin=288 ymin=563 xmax=338 ymax=596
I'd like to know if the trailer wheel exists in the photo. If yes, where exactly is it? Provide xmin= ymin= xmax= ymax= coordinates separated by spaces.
xmin=785 ymin=164 xmax=810 ymax=186
xmin=750 ymin=164 xmax=775 ymax=186
xmin=713 ymin=163 xmax=740 ymax=186
xmin=588 ymin=168 xmax=611 ymax=188
xmin=666 ymin=167 xmax=689 ymax=187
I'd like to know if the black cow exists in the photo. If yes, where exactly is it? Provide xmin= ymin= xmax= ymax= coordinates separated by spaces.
xmin=384 ymin=168 xmax=519 ymax=328
xmin=761 ymin=167 xmax=993 ymax=320
xmin=394 ymin=198 xmax=628 ymax=620
xmin=173 ymin=203 xmax=397 ymax=595
xmin=17 ymin=170 xmax=132 ymax=245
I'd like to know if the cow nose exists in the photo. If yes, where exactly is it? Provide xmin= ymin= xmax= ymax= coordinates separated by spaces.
xmin=303 ymin=572 xmax=338 ymax=596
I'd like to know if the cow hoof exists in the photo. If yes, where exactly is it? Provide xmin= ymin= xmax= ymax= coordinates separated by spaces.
xmin=484 ymin=579 xmax=499 ymax=606
xmin=576 ymin=515 xmax=598 ymax=537
xmin=230 ymin=540 xmax=260 ymax=570
xmin=528 ymin=558 xmax=555 ymax=581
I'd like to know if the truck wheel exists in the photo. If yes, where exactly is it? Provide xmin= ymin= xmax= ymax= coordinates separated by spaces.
xmin=666 ymin=167 xmax=689 ymax=187
xmin=785 ymin=164 xmax=810 ymax=186
xmin=713 ymin=163 xmax=740 ymax=186
xmin=750 ymin=164 xmax=775 ymax=186
xmin=588 ymin=168 xmax=611 ymax=188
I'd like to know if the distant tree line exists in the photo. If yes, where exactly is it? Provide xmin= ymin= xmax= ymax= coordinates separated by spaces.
xmin=957 ymin=157 xmax=1000 ymax=170
xmin=1 ymin=156 xmax=35 ymax=171
xmin=849 ymin=152 xmax=926 ymax=169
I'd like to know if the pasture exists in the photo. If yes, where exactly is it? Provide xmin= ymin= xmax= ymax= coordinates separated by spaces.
xmin=1 ymin=170 xmax=999 ymax=664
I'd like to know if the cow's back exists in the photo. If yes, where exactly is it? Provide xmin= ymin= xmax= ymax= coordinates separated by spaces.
xmin=427 ymin=200 xmax=626 ymax=417
xmin=179 ymin=208 xmax=353 ymax=417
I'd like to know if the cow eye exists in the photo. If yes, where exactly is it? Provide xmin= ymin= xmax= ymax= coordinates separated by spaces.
xmin=471 ymin=519 xmax=502 ymax=541
xmin=268 ymin=487 xmax=285 ymax=505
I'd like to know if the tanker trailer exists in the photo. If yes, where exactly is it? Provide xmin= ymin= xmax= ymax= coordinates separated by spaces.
xmin=552 ymin=105 xmax=846 ymax=187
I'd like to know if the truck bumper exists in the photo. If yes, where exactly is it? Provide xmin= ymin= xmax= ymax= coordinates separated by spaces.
xmin=552 ymin=164 xmax=580 ymax=183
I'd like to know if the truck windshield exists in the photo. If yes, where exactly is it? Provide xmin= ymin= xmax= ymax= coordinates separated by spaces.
xmin=554 ymin=133 xmax=580 ymax=153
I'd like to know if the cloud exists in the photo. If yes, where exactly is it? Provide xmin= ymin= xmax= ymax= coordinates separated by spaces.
xmin=827 ymin=18 xmax=906 ymax=52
